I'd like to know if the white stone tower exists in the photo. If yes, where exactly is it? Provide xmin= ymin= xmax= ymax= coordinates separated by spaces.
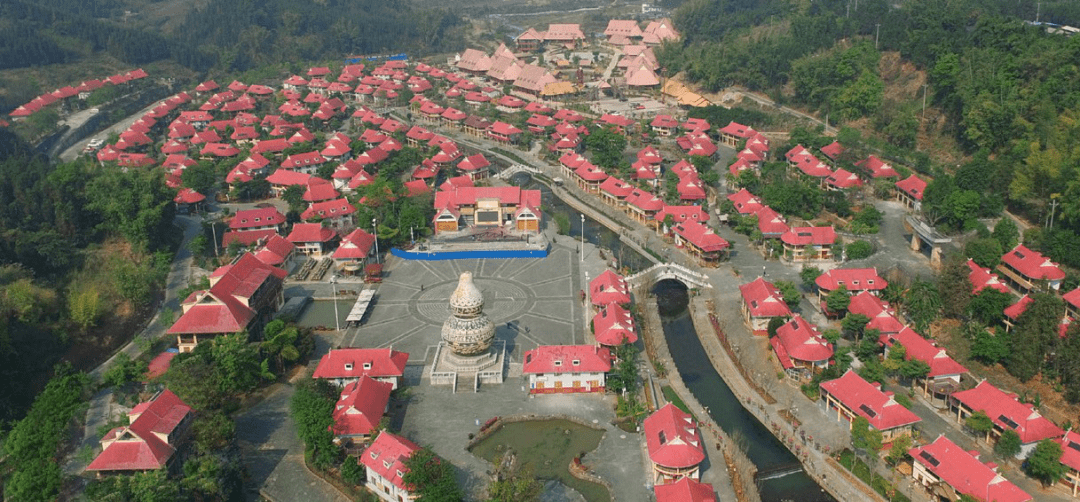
xmin=441 ymin=272 xmax=496 ymax=356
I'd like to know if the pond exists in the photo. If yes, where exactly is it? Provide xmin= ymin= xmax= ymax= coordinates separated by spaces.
xmin=469 ymin=419 xmax=610 ymax=502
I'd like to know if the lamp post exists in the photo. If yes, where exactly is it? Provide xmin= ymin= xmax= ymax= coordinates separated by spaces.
xmin=372 ymin=218 xmax=380 ymax=264
xmin=331 ymin=274 xmax=340 ymax=332
xmin=580 ymin=214 xmax=585 ymax=262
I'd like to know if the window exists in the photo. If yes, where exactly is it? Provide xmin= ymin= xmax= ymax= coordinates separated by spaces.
xmin=363 ymin=362 xmax=372 ymax=370
xmin=254 ymin=218 xmax=261 ymax=222
xmin=345 ymin=363 xmax=354 ymax=371
xmin=554 ymin=360 xmax=562 ymax=366
xmin=572 ymin=359 xmax=580 ymax=366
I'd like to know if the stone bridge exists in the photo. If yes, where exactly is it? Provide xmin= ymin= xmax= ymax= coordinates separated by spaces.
xmin=626 ymin=262 xmax=713 ymax=290
xmin=497 ymin=164 xmax=542 ymax=180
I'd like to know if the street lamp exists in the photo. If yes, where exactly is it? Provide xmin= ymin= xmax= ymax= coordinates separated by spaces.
xmin=331 ymin=274 xmax=340 ymax=332
xmin=372 ymin=218 xmax=380 ymax=264
xmin=580 ymin=214 xmax=585 ymax=262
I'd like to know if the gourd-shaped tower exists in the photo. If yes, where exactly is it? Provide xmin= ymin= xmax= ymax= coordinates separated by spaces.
xmin=441 ymin=272 xmax=495 ymax=356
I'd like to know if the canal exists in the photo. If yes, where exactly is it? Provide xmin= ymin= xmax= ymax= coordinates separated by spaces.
xmin=653 ymin=280 xmax=833 ymax=502
xmin=515 ymin=172 xmax=831 ymax=501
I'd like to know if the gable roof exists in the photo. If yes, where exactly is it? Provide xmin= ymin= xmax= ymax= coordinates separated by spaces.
xmin=967 ymin=259 xmax=1011 ymax=295
xmin=590 ymin=270 xmax=630 ymax=306
xmin=739 ymin=278 xmax=792 ymax=319
xmin=673 ymin=220 xmax=728 ymax=252
xmin=332 ymin=376 xmax=393 ymax=437
xmin=313 ymin=348 xmax=408 ymax=380
xmin=87 ymin=389 xmax=192 ymax=472
xmin=820 ymin=369 xmax=921 ymax=431
xmin=815 ymin=268 xmax=886 ymax=292
xmin=781 ymin=226 xmax=837 ymax=247
xmin=654 ymin=478 xmax=716 ymax=502
xmin=909 ymin=435 xmax=1032 ymax=502
xmin=286 ymin=223 xmax=337 ymax=244
xmin=775 ymin=315 xmax=833 ymax=363
xmin=360 ymin=432 xmax=420 ymax=491
xmin=592 ymin=304 xmax=637 ymax=346
xmin=895 ymin=175 xmax=926 ymax=200
xmin=880 ymin=327 xmax=968 ymax=379
xmin=644 ymin=403 xmax=705 ymax=469
xmin=1000 ymin=244 xmax=1065 ymax=281
xmin=522 ymin=345 xmax=613 ymax=374
xmin=952 ymin=380 xmax=1062 ymax=444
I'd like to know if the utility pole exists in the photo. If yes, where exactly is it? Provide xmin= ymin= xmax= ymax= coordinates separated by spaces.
xmin=1037 ymin=1 xmax=1041 ymax=23
xmin=1048 ymin=196 xmax=1059 ymax=230
xmin=921 ymin=84 xmax=929 ymax=121
xmin=875 ymin=23 xmax=881 ymax=49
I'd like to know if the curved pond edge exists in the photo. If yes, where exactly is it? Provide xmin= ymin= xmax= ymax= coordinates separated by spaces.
xmin=465 ymin=414 xmax=616 ymax=502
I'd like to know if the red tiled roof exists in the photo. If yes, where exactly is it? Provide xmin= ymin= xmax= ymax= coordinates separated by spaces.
xmin=775 ymin=315 xmax=833 ymax=363
xmin=174 ymin=188 xmax=205 ymax=204
xmin=302 ymin=198 xmax=356 ymax=221
xmin=222 ymin=229 xmax=278 ymax=247
xmin=457 ymin=153 xmax=490 ymax=172
xmin=727 ymin=189 xmax=763 ymax=215
xmin=253 ymin=234 xmax=294 ymax=266
xmin=820 ymin=369 xmax=921 ymax=431
xmin=1000 ymin=244 xmax=1065 ymax=282
xmin=909 ymin=435 xmax=1032 ymax=502
xmin=644 ymin=403 xmax=705 ymax=469
xmin=654 ymin=478 xmax=716 ymax=502
xmin=952 ymin=380 xmax=1062 ymax=444
xmin=673 ymin=220 xmax=728 ymax=252
xmin=967 ymin=259 xmax=1011 ymax=295
xmin=332 ymin=376 xmax=392 ymax=437
xmin=313 ymin=348 xmax=408 ymax=380
xmin=1064 ymin=287 xmax=1080 ymax=312
xmin=599 ymin=176 xmax=634 ymax=199
xmin=781 ymin=226 xmax=837 ymax=246
xmin=880 ymin=327 xmax=967 ymax=378
xmin=719 ymin=121 xmax=757 ymax=140
xmin=755 ymin=206 xmax=789 ymax=237
xmin=625 ymin=189 xmax=664 ymax=212
xmin=815 ymin=268 xmax=886 ymax=293
xmin=656 ymin=205 xmax=709 ymax=225
xmin=592 ymin=303 xmax=638 ymax=346
xmin=826 ymin=168 xmax=863 ymax=189
xmin=333 ymin=229 xmax=375 ymax=260
xmin=360 ymin=432 xmax=420 ymax=491
xmin=287 ymin=223 xmax=336 ymax=244
xmin=895 ymin=175 xmax=926 ymax=200
xmin=856 ymin=155 xmax=899 ymax=178
xmin=230 ymin=208 xmax=285 ymax=230
xmin=847 ymin=291 xmax=893 ymax=319
xmin=87 ymin=389 xmax=191 ymax=472
xmin=739 ymin=278 xmax=792 ymax=319
xmin=820 ymin=141 xmax=844 ymax=160
xmin=590 ymin=270 xmax=630 ymax=306
xmin=522 ymin=345 xmax=613 ymax=374
xmin=303 ymin=179 xmax=340 ymax=202
xmin=1057 ymin=430 xmax=1080 ymax=473
xmin=267 ymin=169 xmax=312 ymax=187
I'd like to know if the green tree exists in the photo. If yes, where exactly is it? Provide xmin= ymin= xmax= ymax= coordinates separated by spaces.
xmin=965 ymin=410 xmax=994 ymax=441
xmin=800 ymin=266 xmax=823 ymax=291
xmin=1060 ymin=322 xmax=1080 ymax=403
xmin=845 ymin=240 xmax=874 ymax=260
xmin=1008 ymin=293 xmax=1064 ymax=382
xmin=774 ymin=280 xmax=801 ymax=309
xmin=992 ymin=217 xmax=1019 ymax=251
xmin=68 ymin=286 xmax=103 ymax=331
xmin=210 ymin=333 xmax=265 ymax=394
xmin=341 ymin=457 xmax=365 ymax=484
xmin=1025 ymin=439 xmax=1067 ymax=486
xmin=899 ymin=359 xmax=930 ymax=384
xmin=402 ymin=447 xmax=464 ymax=502
xmin=181 ymin=161 xmax=219 ymax=194
xmin=825 ymin=285 xmax=850 ymax=314
xmin=486 ymin=452 xmax=543 ymax=502
xmin=193 ymin=411 xmax=236 ymax=454
xmin=883 ymin=343 xmax=907 ymax=376
xmin=841 ymin=313 xmax=870 ymax=343
xmin=968 ymin=324 xmax=1010 ymax=365
xmin=767 ymin=316 xmax=787 ymax=338
xmin=938 ymin=254 xmax=972 ymax=318
xmin=282 ymin=184 xmax=306 ymax=213
xmin=290 ymin=378 xmax=337 ymax=469
xmin=965 ymin=237 xmax=1003 ymax=269
xmin=128 ymin=469 xmax=180 ymax=502
xmin=904 ymin=280 xmax=940 ymax=334
xmin=886 ymin=435 xmax=912 ymax=466
xmin=102 ymin=353 xmax=149 ymax=387
xmin=967 ymin=288 xmax=1013 ymax=326
xmin=585 ymin=126 xmax=627 ymax=169
xmin=859 ymin=359 xmax=886 ymax=384
xmin=851 ymin=415 xmax=883 ymax=454
xmin=994 ymin=429 xmax=1022 ymax=458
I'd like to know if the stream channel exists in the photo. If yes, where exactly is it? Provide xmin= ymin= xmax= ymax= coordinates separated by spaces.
xmin=517 ymin=174 xmax=833 ymax=501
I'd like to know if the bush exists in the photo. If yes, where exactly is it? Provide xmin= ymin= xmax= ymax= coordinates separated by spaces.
xmin=845 ymin=240 xmax=874 ymax=260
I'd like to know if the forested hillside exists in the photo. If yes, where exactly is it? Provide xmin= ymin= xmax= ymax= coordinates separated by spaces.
xmin=0 ymin=0 xmax=465 ymax=75
xmin=660 ymin=0 xmax=1080 ymax=268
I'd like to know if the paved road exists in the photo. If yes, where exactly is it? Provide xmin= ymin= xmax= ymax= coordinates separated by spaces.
xmin=58 ymin=97 xmax=174 ymax=163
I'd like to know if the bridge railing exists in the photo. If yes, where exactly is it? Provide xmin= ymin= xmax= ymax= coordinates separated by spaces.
xmin=626 ymin=263 xmax=713 ymax=289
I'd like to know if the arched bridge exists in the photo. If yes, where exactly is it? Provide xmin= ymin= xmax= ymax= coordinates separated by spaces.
xmin=497 ymin=164 xmax=542 ymax=180
xmin=625 ymin=263 xmax=713 ymax=290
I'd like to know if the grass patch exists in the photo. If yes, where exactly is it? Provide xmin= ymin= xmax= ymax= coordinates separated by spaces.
xmin=661 ymin=386 xmax=695 ymax=419
xmin=838 ymin=450 xmax=911 ymax=502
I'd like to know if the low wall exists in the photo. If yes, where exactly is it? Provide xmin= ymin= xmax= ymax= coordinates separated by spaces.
xmin=390 ymin=247 xmax=548 ymax=260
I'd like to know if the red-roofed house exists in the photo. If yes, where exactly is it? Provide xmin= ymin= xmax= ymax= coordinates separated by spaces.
xmin=781 ymin=226 xmax=837 ymax=262
xmin=604 ymin=19 xmax=644 ymax=45
xmin=592 ymin=303 xmax=637 ymax=347
xmin=488 ymin=121 xmax=523 ymax=143
xmin=820 ymin=369 xmax=921 ymax=441
xmin=590 ymin=270 xmax=630 ymax=307
xmin=599 ymin=176 xmax=635 ymax=208
xmin=880 ymin=327 xmax=967 ymax=401
xmin=815 ymin=268 xmax=886 ymax=301
xmin=650 ymin=114 xmax=680 ymax=137
xmin=856 ymin=155 xmax=899 ymax=179
xmin=909 ymin=435 xmax=1032 ymax=502
xmin=286 ymin=223 xmax=338 ymax=256
xmin=825 ymin=169 xmax=863 ymax=190
xmin=967 ymin=259 xmax=1011 ymax=295
xmin=230 ymin=208 xmax=286 ymax=234
xmin=332 ymin=229 xmax=376 ymax=273
xmin=950 ymin=380 xmax=1063 ymax=453
xmin=361 ymin=432 xmax=421 ymax=502
xmin=522 ymin=345 xmax=613 ymax=393
xmin=672 ymin=221 xmax=728 ymax=265
xmin=739 ymin=278 xmax=792 ymax=331
xmin=432 ymin=186 xmax=541 ymax=234
xmin=168 ymin=253 xmax=286 ymax=352
xmin=644 ymin=403 xmax=706 ymax=485
xmin=895 ymin=175 xmax=927 ymax=211
xmin=457 ymin=153 xmax=491 ymax=181
xmin=625 ymin=189 xmax=665 ymax=224
xmin=654 ymin=477 xmax=716 ymax=502
xmin=253 ymin=234 xmax=296 ymax=267
xmin=997 ymin=244 xmax=1066 ymax=293
xmin=719 ymin=121 xmax=757 ymax=148
xmin=1066 ymin=288 xmax=1080 ymax=321
xmin=1057 ymin=430 xmax=1080 ymax=496
xmin=86 ymin=389 xmax=192 ymax=475
xmin=313 ymin=348 xmax=408 ymax=389
xmin=820 ymin=141 xmax=844 ymax=161
xmin=771 ymin=315 xmax=833 ymax=378
xmin=331 ymin=376 xmax=393 ymax=448
xmin=301 ymin=198 xmax=356 ymax=229
xmin=755 ymin=206 xmax=790 ymax=239
xmin=727 ymin=189 xmax=764 ymax=215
